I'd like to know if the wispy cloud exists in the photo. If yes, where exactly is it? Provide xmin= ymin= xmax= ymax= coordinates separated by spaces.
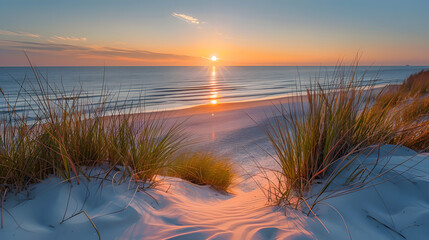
xmin=172 ymin=12 xmax=200 ymax=24
xmin=51 ymin=36 xmax=87 ymax=41
xmin=0 ymin=29 xmax=40 ymax=38
xmin=0 ymin=40 xmax=199 ymax=61
xmin=3 ymin=40 xmax=89 ymax=52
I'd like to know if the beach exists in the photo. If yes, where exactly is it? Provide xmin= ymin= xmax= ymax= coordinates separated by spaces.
xmin=1 ymin=93 xmax=428 ymax=240
xmin=2 ymin=1 xmax=429 ymax=239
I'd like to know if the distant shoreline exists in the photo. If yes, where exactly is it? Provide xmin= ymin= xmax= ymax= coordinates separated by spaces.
xmin=137 ymin=83 xmax=394 ymax=119
xmin=2 ymin=66 xmax=423 ymax=117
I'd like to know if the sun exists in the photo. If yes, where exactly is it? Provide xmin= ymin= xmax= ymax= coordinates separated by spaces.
xmin=211 ymin=56 xmax=217 ymax=61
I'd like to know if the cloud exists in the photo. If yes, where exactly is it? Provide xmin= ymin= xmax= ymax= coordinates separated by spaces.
xmin=0 ymin=29 xmax=40 ymax=38
xmin=0 ymin=40 xmax=199 ymax=61
xmin=172 ymin=12 xmax=200 ymax=24
xmin=1 ymin=40 xmax=88 ymax=52
xmin=51 ymin=36 xmax=87 ymax=41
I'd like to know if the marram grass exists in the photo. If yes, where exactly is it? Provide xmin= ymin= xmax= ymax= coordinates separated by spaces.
xmin=107 ymin=113 xmax=189 ymax=187
xmin=169 ymin=151 xmax=236 ymax=192
xmin=264 ymin=65 xmax=428 ymax=209
xmin=0 ymin=65 xmax=191 ymax=201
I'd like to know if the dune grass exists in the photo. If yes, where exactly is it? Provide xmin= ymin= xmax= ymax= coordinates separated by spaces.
xmin=375 ymin=70 xmax=429 ymax=109
xmin=107 ymin=113 xmax=188 ymax=187
xmin=400 ymin=98 xmax=429 ymax=123
xmin=394 ymin=97 xmax=429 ymax=151
xmin=168 ymin=151 xmax=236 ymax=192
xmin=266 ymin=66 xmax=381 ymax=205
xmin=0 ymin=65 xmax=192 ymax=205
xmin=35 ymin=95 xmax=108 ymax=182
xmin=0 ymin=115 xmax=40 ymax=195
xmin=386 ymin=71 xmax=429 ymax=151
xmin=401 ymin=70 xmax=429 ymax=97
xmin=264 ymin=65 xmax=429 ymax=208
xmin=369 ymin=69 xmax=429 ymax=151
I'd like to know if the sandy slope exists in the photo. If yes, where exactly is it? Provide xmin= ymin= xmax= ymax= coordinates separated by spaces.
xmin=1 ymin=97 xmax=428 ymax=239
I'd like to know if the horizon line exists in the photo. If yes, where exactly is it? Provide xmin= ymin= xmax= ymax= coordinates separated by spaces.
xmin=1 ymin=65 xmax=428 ymax=68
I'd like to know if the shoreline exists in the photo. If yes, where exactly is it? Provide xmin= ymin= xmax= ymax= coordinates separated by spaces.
xmin=143 ymin=83 xmax=392 ymax=118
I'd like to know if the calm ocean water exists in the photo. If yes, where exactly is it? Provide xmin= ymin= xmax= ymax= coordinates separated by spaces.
xmin=0 ymin=66 xmax=428 ymax=116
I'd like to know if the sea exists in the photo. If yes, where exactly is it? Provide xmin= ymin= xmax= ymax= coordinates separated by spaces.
xmin=0 ymin=66 xmax=427 ymax=117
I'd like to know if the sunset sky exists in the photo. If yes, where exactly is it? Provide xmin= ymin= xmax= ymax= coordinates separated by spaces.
xmin=1 ymin=0 xmax=429 ymax=66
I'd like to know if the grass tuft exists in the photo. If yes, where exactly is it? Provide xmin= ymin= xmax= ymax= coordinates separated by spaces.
xmin=0 ymin=63 xmax=191 ymax=204
xmin=169 ymin=151 xmax=236 ymax=192
xmin=107 ymin=113 xmax=188 ymax=187
xmin=265 ymin=65 xmax=429 ymax=208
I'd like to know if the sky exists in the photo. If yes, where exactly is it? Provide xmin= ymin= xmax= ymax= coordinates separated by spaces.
xmin=1 ymin=0 xmax=429 ymax=66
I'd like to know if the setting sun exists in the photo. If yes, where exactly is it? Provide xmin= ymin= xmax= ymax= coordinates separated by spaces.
xmin=211 ymin=56 xmax=217 ymax=61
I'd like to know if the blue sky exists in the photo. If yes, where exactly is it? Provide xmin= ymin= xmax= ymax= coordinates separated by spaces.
xmin=1 ymin=0 xmax=429 ymax=66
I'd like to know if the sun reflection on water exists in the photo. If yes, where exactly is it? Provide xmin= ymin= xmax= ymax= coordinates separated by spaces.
xmin=209 ymin=66 xmax=218 ymax=105
xmin=208 ymin=65 xmax=219 ymax=141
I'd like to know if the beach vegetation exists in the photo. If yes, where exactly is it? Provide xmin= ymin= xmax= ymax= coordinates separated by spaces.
xmin=0 ymin=64 xmax=191 ymax=204
xmin=264 ymin=65 xmax=429 ymax=209
xmin=168 ymin=151 xmax=236 ymax=192
xmin=107 ymin=113 xmax=188 ymax=187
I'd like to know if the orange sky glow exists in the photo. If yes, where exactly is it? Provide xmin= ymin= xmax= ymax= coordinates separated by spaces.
xmin=1 ymin=1 xmax=429 ymax=66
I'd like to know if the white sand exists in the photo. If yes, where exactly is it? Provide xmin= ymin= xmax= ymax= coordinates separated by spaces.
xmin=1 ymin=98 xmax=428 ymax=239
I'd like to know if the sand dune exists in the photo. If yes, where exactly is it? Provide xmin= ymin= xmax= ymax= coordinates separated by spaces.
xmin=1 ymin=98 xmax=428 ymax=240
